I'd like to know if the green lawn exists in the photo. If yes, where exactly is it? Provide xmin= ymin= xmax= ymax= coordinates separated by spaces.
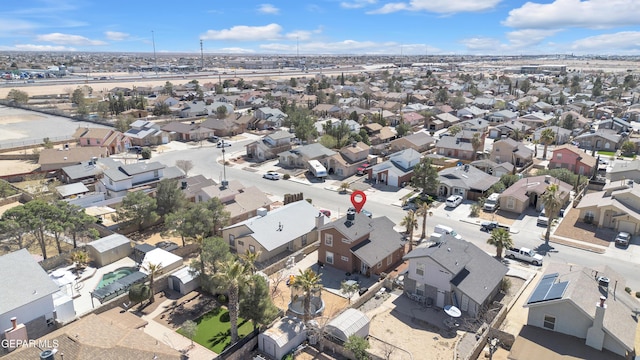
xmin=597 ymin=151 xmax=616 ymax=157
xmin=177 ymin=307 xmax=253 ymax=353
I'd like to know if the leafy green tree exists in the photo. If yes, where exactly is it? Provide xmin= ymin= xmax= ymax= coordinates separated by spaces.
xmin=450 ymin=95 xmax=466 ymax=110
xmin=0 ymin=205 xmax=31 ymax=250
xmin=344 ymin=335 xmax=370 ymax=360
xmin=216 ymin=105 xmax=228 ymax=119
xmin=621 ymin=140 xmax=636 ymax=156
xmin=359 ymin=129 xmax=370 ymax=145
xmin=435 ymin=88 xmax=449 ymax=103
xmin=291 ymin=268 xmax=322 ymax=323
xmin=152 ymin=102 xmax=171 ymax=116
xmin=128 ymin=283 xmax=151 ymax=307
xmin=411 ymin=158 xmax=439 ymax=196
xmin=562 ymin=114 xmax=575 ymax=130
xmin=58 ymin=201 xmax=95 ymax=248
xmin=541 ymin=184 xmax=565 ymax=246
xmin=592 ymin=76 xmax=602 ymax=98
xmin=115 ymin=191 xmax=159 ymax=230
xmin=340 ymin=280 xmax=360 ymax=303
xmin=319 ymin=134 xmax=338 ymax=149
xmin=197 ymin=236 xmax=232 ymax=280
xmin=155 ymin=179 xmax=187 ymax=216
xmin=240 ymin=274 xmax=279 ymax=330
xmin=449 ymin=125 xmax=462 ymax=136
xmin=396 ymin=123 xmax=411 ymax=137
xmin=42 ymin=137 xmax=54 ymax=149
xmin=206 ymin=197 xmax=230 ymax=236
xmin=71 ymin=88 xmax=85 ymax=106
xmin=487 ymin=228 xmax=513 ymax=259
xmin=520 ymin=79 xmax=531 ymax=93
xmin=163 ymin=81 xmax=174 ymax=96
xmin=290 ymin=77 xmax=297 ymax=87
xmin=165 ymin=203 xmax=213 ymax=246
xmin=114 ymin=117 xmax=133 ymax=133
xmin=180 ymin=320 xmax=197 ymax=346
xmin=6 ymin=89 xmax=29 ymax=104
xmin=211 ymin=259 xmax=250 ymax=343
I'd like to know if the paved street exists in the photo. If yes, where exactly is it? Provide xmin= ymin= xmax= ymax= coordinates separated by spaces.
xmin=150 ymin=140 xmax=640 ymax=291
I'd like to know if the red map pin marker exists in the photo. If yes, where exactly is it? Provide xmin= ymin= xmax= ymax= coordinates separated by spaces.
xmin=350 ymin=190 xmax=367 ymax=213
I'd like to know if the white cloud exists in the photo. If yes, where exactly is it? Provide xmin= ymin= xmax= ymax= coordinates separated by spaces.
xmin=503 ymin=0 xmax=640 ymax=29
xmin=506 ymin=29 xmax=560 ymax=48
xmin=0 ymin=19 xmax=36 ymax=34
xmin=35 ymin=33 xmax=107 ymax=46
xmin=459 ymin=37 xmax=502 ymax=51
xmin=570 ymin=31 xmax=640 ymax=53
xmin=14 ymin=44 xmax=76 ymax=51
xmin=285 ymin=27 xmax=322 ymax=41
xmin=105 ymin=31 xmax=129 ymax=41
xmin=259 ymin=40 xmax=441 ymax=54
xmin=219 ymin=47 xmax=256 ymax=54
xmin=257 ymin=4 xmax=279 ymax=14
xmin=340 ymin=0 xmax=377 ymax=9
xmin=201 ymin=24 xmax=282 ymax=41
xmin=368 ymin=0 xmax=501 ymax=14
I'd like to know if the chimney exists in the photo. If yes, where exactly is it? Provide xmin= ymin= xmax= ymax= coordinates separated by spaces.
xmin=346 ymin=208 xmax=356 ymax=222
xmin=10 ymin=317 xmax=16 ymax=330
xmin=256 ymin=207 xmax=268 ymax=217
xmin=181 ymin=181 xmax=188 ymax=190
xmin=316 ymin=212 xmax=326 ymax=228
xmin=586 ymin=296 xmax=607 ymax=351
xmin=4 ymin=317 xmax=28 ymax=351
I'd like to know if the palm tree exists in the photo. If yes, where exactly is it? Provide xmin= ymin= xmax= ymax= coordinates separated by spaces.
xmin=141 ymin=262 xmax=163 ymax=304
xmin=416 ymin=201 xmax=433 ymax=240
xmin=240 ymin=249 xmax=261 ymax=275
xmin=511 ymin=128 xmax=522 ymax=142
xmin=471 ymin=132 xmax=483 ymax=160
xmin=400 ymin=210 xmax=419 ymax=252
xmin=291 ymin=268 xmax=322 ymax=323
xmin=212 ymin=259 xmax=250 ymax=344
xmin=486 ymin=228 xmax=513 ymax=259
xmin=541 ymin=184 xmax=565 ymax=246
xmin=540 ymin=128 xmax=556 ymax=160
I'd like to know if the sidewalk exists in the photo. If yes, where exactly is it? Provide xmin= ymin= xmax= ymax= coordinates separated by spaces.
xmin=139 ymin=299 xmax=218 ymax=359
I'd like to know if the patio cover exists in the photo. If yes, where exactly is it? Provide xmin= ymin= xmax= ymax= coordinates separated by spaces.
xmin=91 ymin=271 xmax=146 ymax=303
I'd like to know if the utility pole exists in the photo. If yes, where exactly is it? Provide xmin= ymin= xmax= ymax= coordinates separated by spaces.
xmin=151 ymin=30 xmax=158 ymax=76
xmin=200 ymin=39 xmax=204 ymax=70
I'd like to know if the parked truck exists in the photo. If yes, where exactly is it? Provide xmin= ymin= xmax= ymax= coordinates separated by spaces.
xmin=505 ymin=247 xmax=543 ymax=266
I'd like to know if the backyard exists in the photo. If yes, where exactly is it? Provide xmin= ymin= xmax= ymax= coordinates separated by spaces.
xmin=177 ymin=307 xmax=254 ymax=354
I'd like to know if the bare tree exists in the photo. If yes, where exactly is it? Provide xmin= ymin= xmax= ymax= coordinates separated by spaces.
xmin=175 ymin=160 xmax=194 ymax=176
xmin=270 ymin=269 xmax=287 ymax=299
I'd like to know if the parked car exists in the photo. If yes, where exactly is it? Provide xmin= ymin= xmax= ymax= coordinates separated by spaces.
xmin=505 ymin=247 xmax=543 ymax=266
xmin=434 ymin=224 xmax=462 ymax=240
xmin=537 ymin=207 xmax=549 ymax=227
xmin=445 ymin=195 xmax=463 ymax=208
xmin=615 ymin=231 xmax=631 ymax=247
xmin=480 ymin=221 xmax=510 ymax=232
xmin=319 ymin=209 xmax=331 ymax=217
xmin=129 ymin=145 xmax=143 ymax=154
xmin=356 ymin=163 xmax=371 ymax=176
xmin=207 ymin=136 xmax=220 ymax=143
xmin=263 ymin=171 xmax=280 ymax=180
xmin=217 ymin=141 xmax=231 ymax=148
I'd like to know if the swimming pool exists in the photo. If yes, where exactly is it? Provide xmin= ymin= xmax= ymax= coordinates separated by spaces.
xmin=95 ymin=267 xmax=136 ymax=290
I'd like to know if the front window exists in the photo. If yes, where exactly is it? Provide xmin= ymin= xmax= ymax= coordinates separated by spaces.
xmin=416 ymin=263 xmax=424 ymax=276
xmin=556 ymin=153 xmax=562 ymax=160
xmin=249 ymin=245 xmax=255 ymax=253
xmin=326 ymin=251 xmax=334 ymax=264
xmin=543 ymin=315 xmax=556 ymax=330
xmin=324 ymin=234 xmax=333 ymax=247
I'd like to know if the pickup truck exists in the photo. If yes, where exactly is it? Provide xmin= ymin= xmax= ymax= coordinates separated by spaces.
xmin=505 ymin=247 xmax=543 ymax=266
xmin=480 ymin=221 xmax=510 ymax=232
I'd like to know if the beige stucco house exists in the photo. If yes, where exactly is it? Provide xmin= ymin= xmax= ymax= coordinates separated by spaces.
xmin=575 ymin=181 xmax=640 ymax=234
xmin=499 ymin=175 xmax=572 ymax=214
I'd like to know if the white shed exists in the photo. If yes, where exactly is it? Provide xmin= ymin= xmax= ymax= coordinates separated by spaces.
xmin=258 ymin=316 xmax=306 ymax=360
xmin=87 ymin=234 xmax=132 ymax=267
xmin=325 ymin=308 xmax=370 ymax=342
xmin=140 ymin=248 xmax=183 ymax=276
xmin=168 ymin=266 xmax=199 ymax=295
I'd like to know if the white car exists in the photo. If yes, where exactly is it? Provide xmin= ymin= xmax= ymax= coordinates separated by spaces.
xmin=445 ymin=195 xmax=463 ymax=208
xmin=263 ymin=171 xmax=280 ymax=180
xmin=217 ymin=141 xmax=231 ymax=148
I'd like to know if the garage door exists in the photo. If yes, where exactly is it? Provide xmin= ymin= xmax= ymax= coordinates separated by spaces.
xmin=617 ymin=220 xmax=636 ymax=234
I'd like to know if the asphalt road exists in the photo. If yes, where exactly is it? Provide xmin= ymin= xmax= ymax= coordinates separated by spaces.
xmin=151 ymin=140 xmax=640 ymax=292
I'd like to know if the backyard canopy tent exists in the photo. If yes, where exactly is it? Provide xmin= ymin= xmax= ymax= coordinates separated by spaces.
xmin=87 ymin=234 xmax=132 ymax=267
xmin=167 ymin=267 xmax=199 ymax=295
xmin=258 ymin=316 xmax=306 ymax=360
xmin=139 ymin=248 xmax=183 ymax=276
xmin=325 ymin=308 xmax=370 ymax=343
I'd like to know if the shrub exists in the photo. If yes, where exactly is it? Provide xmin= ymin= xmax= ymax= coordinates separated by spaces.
xmin=500 ymin=278 xmax=512 ymax=294
xmin=625 ymin=287 xmax=632 ymax=294
xmin=469 ymin=203 xmax=481 ymax=217
xmin=636 ymin=292 xmax=640 ymax=299
xmin=141 ymin=147 xmax=152 ymax=159
xmin=217 ymin=294 xmax=227 ymax=304
xmin=283 ymin=174 xmax=291 ymax=180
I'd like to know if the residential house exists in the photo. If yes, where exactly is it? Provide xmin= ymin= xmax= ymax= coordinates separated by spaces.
xmin=123 ymin=120 xmax=169 ymax=146
xmin=201 ymin=113 xmax=250 ymax=137
xmin=370 ymin=126 xmax=396 ymax=145
xmin=161 ymin=121 xmax=213 ymax=142
xmin=549 ymin=144 xmax=597 ymax=175
xmin=574 ymin=129 xmax=624 ymax=151
xmin=222 ymin=201 xmax=324 ymax=262
xmin=430 ymin=112 xmax=460 ymax=131
xmin=196 ymin=180 xmax=274 ymax=225
xmin=326 ymin=142 xmax=371 ymax=178
xmin=38 ymin=147 xmax=108 ymax=172
xmin=0 ymin=249 xmax=74 ymax=343
xmin=59 ymin=157 xmax=121 ymax=184
xmin=318 ymin=210 xmax=404 ymax=277
xmin=598 ymin=117 xmax=631 ymax=133
xmin=459 ymin=118 xmax=490 ymax=133
xmin=435 ymin=131 xmax=484 ymax=161
xmin=470 ymin=159 xmax=514 ymax=178
xmin=607 ymin=160 xmax=640 ymax=182
xmin=576 ymin=181 xmax=640 ymax=234
xmin=402 ymin=111 xmax=425 ymax=128
xmin=179 ymin=101 xmax=210 ymax=118
xmin=533 ymin=126 xmax=572 ymax=145
xmin=97 ymin=161 xmax=183 ymax=199
xmin=490 ymin=138 xmax=534 ymax=167
xmin=437 ymin=165 xmax=499 ymax=200
xmin=312 ymin=103 xmax=341 ymax=117
xmin=486 ymin=110 xmax=518 ymax=124
xmin=389 ymin=132 xmax=436 ymax=153
xmin=278 ymin=143 xmax=336 ymax=169
xmin=179 ymin=175 xmax=217 ymax=202
xmin=499 ymin=175 xmax=572 ymax=214
xmin=532 ymin=101 xmax=554 ymax=113
xmin=403 ymin=237 xmax=507 ymax=316
xmin=472 ymin=97 xmax=496 ymax=109
xmin=368 ymin=148 xmax=421 ymax=187
xmin=491 ymin=120 xmax=531 ymax=140
xmin=255 ymin=107 xmax=287 ymax=129
xmin=517 ymin=112 xmax=554 ymax=129
xmin=246 ymin=131 xmax=294 ymax=162
xmin=74 ymin=127 xmax=129 ymax=155
xmin=457 ymin=106 xmax=488 ymax=119
xmin=523 ymin=264 xmax=635 ymax=357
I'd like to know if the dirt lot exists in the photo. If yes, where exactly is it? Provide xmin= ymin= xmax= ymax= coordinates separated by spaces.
xmin=0 ymin=160 xmax=40 ymax=176
xmin=553 ymin=207 xmax=614 ymax=247
xmin=477 ymin=209 xmax=519 ymax=225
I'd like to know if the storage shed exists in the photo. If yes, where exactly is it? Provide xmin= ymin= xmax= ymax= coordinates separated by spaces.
xmin=140 ymin=248 xmax=182 ymax=277
xmin=325 ymin=308 xmax=370 ymax=343
xmin=168 ymin=267 xmax=199 ymax=295
xmin=258 ymin=316 xmax=306 ymax=360
xmin=87 ymin=234 xmax=132 ymax=267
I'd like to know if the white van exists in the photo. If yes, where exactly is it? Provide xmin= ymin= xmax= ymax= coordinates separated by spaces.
xmin=483 ymin=193 xmax=500 ymax=211
xmin=434 ymin=224 xmax=463 ymax=240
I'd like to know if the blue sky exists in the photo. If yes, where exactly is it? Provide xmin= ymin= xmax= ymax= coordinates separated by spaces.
xmin=2 ymin=0 xmax=640 ymax=55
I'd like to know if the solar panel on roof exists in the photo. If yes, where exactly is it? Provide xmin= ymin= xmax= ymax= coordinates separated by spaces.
xmin=546 ymin=281 xmax=569 ymax=301
xmin=527 ymin=273 xmax=562 ymax=304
